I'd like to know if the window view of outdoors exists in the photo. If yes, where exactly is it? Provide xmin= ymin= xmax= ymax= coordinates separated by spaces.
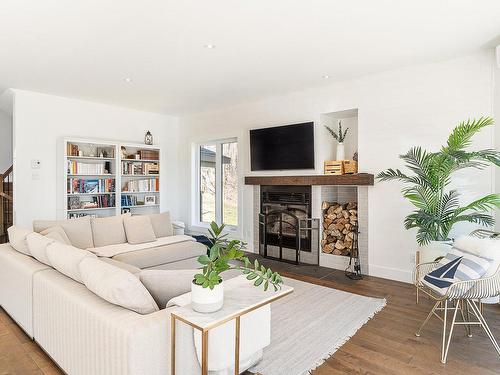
xmin=222 ymin=142 xmax=238 ymax=226
xmin=200 ymin=144 xmax=216 ymax=223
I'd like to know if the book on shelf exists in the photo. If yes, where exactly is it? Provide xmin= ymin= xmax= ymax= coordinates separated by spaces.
xmin=68 ymin=212 xmax=97 ymax=219
xmin=67 ymin=143 xmax=80 ymax=156
xmin=139 ymin=149 xmax=159 ymax=160
xmin=122 ymin=178 xmax=159 ymax=192
xmin=67 ymin=160 xmax=112 ymax=175
xmin=121 ymin=194 xmax=141 ymax=207
xmin=67 ymin=178 xmax=115 ymax=194
xmin=67 ymin=194 xmax=116 ymax=210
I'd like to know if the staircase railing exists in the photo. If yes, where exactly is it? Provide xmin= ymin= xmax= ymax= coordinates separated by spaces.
xmin=0 ymin=165 xmax=13 ymax=244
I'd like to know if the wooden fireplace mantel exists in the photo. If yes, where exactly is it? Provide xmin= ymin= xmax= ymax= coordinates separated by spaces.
xmin=244 ymin=173 xmax=374 ymax=186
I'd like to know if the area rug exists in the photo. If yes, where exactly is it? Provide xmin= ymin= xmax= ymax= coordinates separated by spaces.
xmin=250 ymin=277 xmax=386 ymax=375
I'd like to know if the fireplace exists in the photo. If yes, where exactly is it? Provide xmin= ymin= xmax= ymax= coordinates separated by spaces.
xmin=258 ymin=185 xmax=319 ymax=264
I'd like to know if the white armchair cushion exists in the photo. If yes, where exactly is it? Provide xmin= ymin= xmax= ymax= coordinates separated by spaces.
xmin=79 ymin=257 xmax=159 ymax=314
xmin=453 ymin=235 xmax=500 ymax=277
xmin=46 ymin=242 xmax=96 ymax=283
xmin=7 ymin=226 xmax=33 ymax=256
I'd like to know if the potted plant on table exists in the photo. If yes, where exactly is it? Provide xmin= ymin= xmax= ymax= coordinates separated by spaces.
xmin=192 ymin=222 xmax=283 ymax=313
xmin=377 ymin=117 xmax=500 ymax=262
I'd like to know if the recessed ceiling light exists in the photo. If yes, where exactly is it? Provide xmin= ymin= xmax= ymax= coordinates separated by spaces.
xmin=204 ymin=44 xmax=216 ymax=49
xmin=124 ymin=77 xmax=132 ymax=83
xmin=323 ymin=75 xmax=330 ymax=79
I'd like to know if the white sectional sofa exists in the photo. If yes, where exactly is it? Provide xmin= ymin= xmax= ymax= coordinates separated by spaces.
xmin=0 ymin=213 xmax=270 ymax=375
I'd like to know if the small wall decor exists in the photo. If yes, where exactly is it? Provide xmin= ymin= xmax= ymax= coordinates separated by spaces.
xmin=144 ymin=131 xmax=153 ymax=145
xmin=145 ymin=195 xmax=156 ymax=205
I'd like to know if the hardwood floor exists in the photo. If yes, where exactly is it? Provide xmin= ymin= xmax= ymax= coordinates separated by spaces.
xmin=1 ymin=257 xmax=499 ymax=374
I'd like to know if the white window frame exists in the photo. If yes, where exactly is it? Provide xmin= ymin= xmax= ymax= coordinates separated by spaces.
xmin=193 ymin=137 xmax=239 ymax=232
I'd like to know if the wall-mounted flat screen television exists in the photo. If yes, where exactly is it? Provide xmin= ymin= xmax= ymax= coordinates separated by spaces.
xmin=250 ymin=122 xmax=315 ymax=171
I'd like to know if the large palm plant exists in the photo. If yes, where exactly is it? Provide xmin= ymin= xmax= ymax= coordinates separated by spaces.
xmin=377 ymin=117 xmax=500 ymax=245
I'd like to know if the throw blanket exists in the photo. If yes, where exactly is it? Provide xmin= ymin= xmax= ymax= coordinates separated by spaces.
xmin=87 ymin=235 xmax=196 ymax=257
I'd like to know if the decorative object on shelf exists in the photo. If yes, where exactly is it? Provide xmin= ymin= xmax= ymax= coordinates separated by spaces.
xmin=120 ymin=146 xmax=127 ymax=159
xmin=353 ymin=151 xmax=358 ymax=162
xmin=144 ymin=130 xmax=153 ymax=145
xmin=325 ymin=120 xmax=349 ymax=161
xmin=144 ymin=195 xmax=156 ymax=205
xmin=192 ymin=221 xmax=283 ymax=313
xmin=68 ymin=196 xmax=80 ymax=210
xmin=324 ymin=160 xmax=357 ymax=175
xmin=377 ymin=117 xmax=500 ymax=261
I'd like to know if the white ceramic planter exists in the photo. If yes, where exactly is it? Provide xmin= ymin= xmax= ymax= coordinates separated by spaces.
xmin=336 ymin=143 xmax=345 ymax=161
xmin=191 ymin=281 xmax=224 ymax=313
xmin=418 ymin=240 xmax=453 ymax=263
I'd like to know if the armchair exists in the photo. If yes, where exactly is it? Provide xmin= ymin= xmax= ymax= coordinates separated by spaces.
xmin=413 ymin=231 xmax=500 ymax=364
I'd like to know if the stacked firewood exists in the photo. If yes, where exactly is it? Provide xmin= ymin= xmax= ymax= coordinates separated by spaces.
xmin=321 ymin=201 xmax=357 ymax=256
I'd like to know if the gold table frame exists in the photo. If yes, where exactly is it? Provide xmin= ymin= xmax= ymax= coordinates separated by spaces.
xmin=171 ymin=288 xmax=293 ymax=375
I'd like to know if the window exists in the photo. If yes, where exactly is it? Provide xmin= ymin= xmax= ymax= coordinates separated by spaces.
xmin=197 ymin=139 xmax=238 ymax=227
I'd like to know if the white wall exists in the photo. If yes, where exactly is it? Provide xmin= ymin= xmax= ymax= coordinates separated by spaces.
xmin=494 ymin=50 xmax=500 ymax=233
xmin=0 ymin=110 xmax=12 ymax=173
xmin=178 ymin=50 xmax=498 ymax=283
xmin=12 ymin=90 xmax=180 ymax=228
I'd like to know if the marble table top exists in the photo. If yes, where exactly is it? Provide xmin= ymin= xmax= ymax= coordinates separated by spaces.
xmin=171 ymin=275 xmax=293 ymax=331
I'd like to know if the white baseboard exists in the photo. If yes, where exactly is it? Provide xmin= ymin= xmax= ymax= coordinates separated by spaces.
xmin=368 ymin=264 xmax=412 ymax=283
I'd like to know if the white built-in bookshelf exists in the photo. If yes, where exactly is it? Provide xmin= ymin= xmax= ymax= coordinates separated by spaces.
xmin=64 ymin=139 xmax=161 ymax=219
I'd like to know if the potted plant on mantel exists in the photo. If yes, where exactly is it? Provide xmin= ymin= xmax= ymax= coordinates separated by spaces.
xmin=192 ymin=222 xmax=283 ymax=313
xmin=325 ymin=121 xmax=349 ymax=160
xmin=377 ymin=117 xmax=500 ymax=262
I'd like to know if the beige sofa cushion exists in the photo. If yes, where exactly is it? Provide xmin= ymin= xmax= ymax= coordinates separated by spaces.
xmin=113 ymin=240 xmax=207 ymax=269
xmin=79 ymin=257 xmax=159 ymax=314
xmin=99 ymin=257 xmax=141 ymax=276
xmin=91 ymin=214 xmax=129 ymax=247
xmin=7 ymin=226 xmax=32 ymax=256
xmin=139 ymin=269 xmax=196 ymax=308
xmin=46 ymin=242 xmax=96 ymax=283
xmin=26 ymin=232 xmax=55 ymax=265
xmin=148 ymin=212 xmax=173 ymax=238
xmin=123 ymin=215 xmax=157 ymax=245
xmin=40 ymin=226 xmax=71 ymax=245
xmin=33 ymin=217 xmax=94 ymax=249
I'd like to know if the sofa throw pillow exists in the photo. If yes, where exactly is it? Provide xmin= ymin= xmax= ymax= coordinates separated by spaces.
xmin=46 ymin=242 xmax=96 ymax=283
xmin=148 ymin=212 xmax=173 ymax=238
xmin=33 ymin=216 xmax=94 ymax=249
xmin=123 ymin=215 xmax=157 ymax=244
xmin=7 ymin=226 xmax=33 ymax=256
xmin=26 ymin=232 xmax=55 ymax=266
xmin=139 ymin=269 xmax=197 ymax=308
xmin=453 ymin=235 xmax=500 ymax=277
xmin=91 ymin=214 xmax=130 ymax=247
xmin=79 ymin=257 xmax=159 ymax=314
xmin=40 ymin=226 xmax=71 ymax=245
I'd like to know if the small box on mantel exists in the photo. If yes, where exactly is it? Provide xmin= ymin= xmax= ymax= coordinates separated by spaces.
xmin=324 ymin=160 xmax=358 ymax=175
xmin=324 ymin=161 xmax=344 ymax=175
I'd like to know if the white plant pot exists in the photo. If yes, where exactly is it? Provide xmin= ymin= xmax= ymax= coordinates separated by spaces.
xmin=336 ymin=143 xmax=345 ymax=161
xmin=418 ymin=240 xmax=453 ymax=263
xmin=191 ymin=281 xmax=224 ymax=313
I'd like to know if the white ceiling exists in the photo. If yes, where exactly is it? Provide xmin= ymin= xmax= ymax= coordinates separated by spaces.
xmin=1 ymin=0 xmax=500 ymax=115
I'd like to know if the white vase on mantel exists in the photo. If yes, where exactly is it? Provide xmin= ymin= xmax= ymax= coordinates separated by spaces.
xmin=191 ymin=281 xmax=224 ymax=313
xmin=336 ymin=142 xmax=345 ymax=161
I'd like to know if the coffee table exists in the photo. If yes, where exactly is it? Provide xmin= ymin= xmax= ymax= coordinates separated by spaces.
xmin=170 ymin=276 xmax=293 ymax=375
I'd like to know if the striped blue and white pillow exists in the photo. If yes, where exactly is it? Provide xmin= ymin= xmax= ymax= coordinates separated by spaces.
xmin=439 ymin=248 xmax=492 ymax=281
xmin=422 ymin=248 xmax=492 ymax=295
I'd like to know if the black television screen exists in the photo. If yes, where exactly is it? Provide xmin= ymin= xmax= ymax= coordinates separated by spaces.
xmin=250 ymin=122 xmax=315 ymax=171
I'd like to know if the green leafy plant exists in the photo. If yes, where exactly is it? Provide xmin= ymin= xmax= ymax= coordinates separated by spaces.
xmin=325 ymin=121 xmax=349 ymax=143
xmin=377 ymin=117 xmax=500 ymax=245
xmin=194 ymin=222 xmax=283 ymax=291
